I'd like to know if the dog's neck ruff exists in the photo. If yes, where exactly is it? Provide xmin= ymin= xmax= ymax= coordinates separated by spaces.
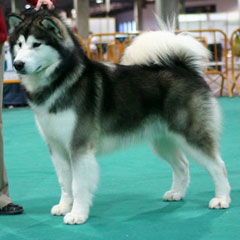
xmin=23 ymin=51 xmax=83 ymax=108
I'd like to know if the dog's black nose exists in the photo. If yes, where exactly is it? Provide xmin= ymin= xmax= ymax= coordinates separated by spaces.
xmin=13 ymin=61 xmax=25 ymax=71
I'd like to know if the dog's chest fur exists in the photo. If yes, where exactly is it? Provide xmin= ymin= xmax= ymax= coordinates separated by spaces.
xmin=34 ymin=108 xmax=76 ymax=149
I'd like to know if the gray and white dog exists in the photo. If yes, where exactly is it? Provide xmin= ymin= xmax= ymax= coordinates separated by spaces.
xmin=8 ymin=9 xmax=231 ymax=224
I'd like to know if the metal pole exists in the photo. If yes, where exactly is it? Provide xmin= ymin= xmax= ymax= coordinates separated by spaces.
xmin=11 ymin=0 xmax=25 ymax=13
xmin=238 ymin=0 xmax=240 ymax=24
xmin=74 ymin=0 xmax=90 ymax=39
xmin=155 ymin=0 xmax=179 ymax=29
xmin=11 ymin=0 xmax=16 ymax=13
xmin=105 ymin=0 xmax=110 ymax=33
xmin=134 ymin=0 xmax=143 ymax=31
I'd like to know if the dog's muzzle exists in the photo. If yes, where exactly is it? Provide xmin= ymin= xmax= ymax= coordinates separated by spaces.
xmin=13 ymin=61 xmax=25 ymax=73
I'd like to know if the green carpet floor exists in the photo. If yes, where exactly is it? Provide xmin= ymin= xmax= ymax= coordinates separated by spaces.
xmin=0 ymin=97 xmax=240 ymax=240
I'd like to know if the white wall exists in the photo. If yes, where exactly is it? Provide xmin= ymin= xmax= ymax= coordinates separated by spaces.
xmin=89 ymin=17 xmax=116 ymax=34
xmin=116 ymin=1 xmax=239 ymax=32
xmin=185 ymin=0 xmax=238 ymax=12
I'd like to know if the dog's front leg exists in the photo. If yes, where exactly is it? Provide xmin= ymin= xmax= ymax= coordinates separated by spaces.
xmin=50 ymin=143 xmax=73 ymax=216
xmin=64 ymin=148 xmax=99 ymax=225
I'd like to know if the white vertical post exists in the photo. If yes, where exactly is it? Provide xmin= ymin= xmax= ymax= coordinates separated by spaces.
xmin=74 ymin=0 xmax=90 ymax=39
xmin=155 ymin=0 xmax=179 ymax=29
xmin=105 ymin=0 xmax=111 ymax=33
xmin=11 ymin=0 xmax=16 ymax=13
xmin=238 ymin=0 xmax=240 ymax=24
xmin=11 ymin=0 xmax=25 ymax=13
xmin=134 ymin=0 xmax=143 ymax=31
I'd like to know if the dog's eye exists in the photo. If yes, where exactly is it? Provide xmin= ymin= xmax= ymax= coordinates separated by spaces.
xmin=18 ymin=42 xmax=22 ymax=48
xmin=33 ymin=43 xmax=41 ymax=48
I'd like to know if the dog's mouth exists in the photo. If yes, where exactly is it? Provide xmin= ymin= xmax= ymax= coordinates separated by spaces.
xmin=16 ymin=69 xmax=27 ymax=75
xmin=36 ymin=65 xmax=42 ymax=72
xmin=16 ymin=65 xmax=42 ymax=75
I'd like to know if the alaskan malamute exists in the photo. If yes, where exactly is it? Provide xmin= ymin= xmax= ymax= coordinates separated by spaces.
xmin=8 ymin=9 xmax=231 ymax=224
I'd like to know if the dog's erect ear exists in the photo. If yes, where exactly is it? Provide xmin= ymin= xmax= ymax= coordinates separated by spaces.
xmin=40 ymin=18 xmax=63 ymax=39
xmin=8 ymin=14 xmax=23 ymax=32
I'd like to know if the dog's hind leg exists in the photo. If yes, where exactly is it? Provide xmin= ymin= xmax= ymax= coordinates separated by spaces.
xmin=50 ymin=143 xmax=73 ymax=216
xmin=151 ymin=138 xmax=190 ymax=201
xmin=64 ymin=147 xmax=99 ymax=225
xmin=165 ymin=95 xmax=230 ymax=208
xmin=174 ymin=97 xmax=231 ymax=209
xmin=178 ymin=138 xmax=231 ymax=209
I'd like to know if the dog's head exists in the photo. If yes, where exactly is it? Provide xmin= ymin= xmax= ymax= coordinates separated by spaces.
xmin=8 ymin=8 xmax=75 ymax=76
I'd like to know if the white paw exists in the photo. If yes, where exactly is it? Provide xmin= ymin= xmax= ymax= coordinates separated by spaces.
xmin=163 ymin=190 xmax=185 ymax=201
xmin=64 ymin=212 xmax=88 ymax=225
xmin=51 ymin=204 xmax=72 ymax=216
xmin=209 ymin=197 xmax=230 ymax=209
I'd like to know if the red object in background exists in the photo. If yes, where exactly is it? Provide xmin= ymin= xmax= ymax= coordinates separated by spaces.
xmin=0 ymin=0 xmax=55 ymax=44
xmin=27 ymin=0 xmax=55 ymax=5
xmin=0 ymin=10 xmax=7 ymax=44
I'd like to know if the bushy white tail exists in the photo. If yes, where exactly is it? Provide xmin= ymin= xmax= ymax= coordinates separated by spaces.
xmin=121 ymin=27 xmax=210 ymax=74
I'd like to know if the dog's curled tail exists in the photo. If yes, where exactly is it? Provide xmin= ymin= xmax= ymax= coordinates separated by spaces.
xmin=121 ymin=28 xmax=210 ymax=75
